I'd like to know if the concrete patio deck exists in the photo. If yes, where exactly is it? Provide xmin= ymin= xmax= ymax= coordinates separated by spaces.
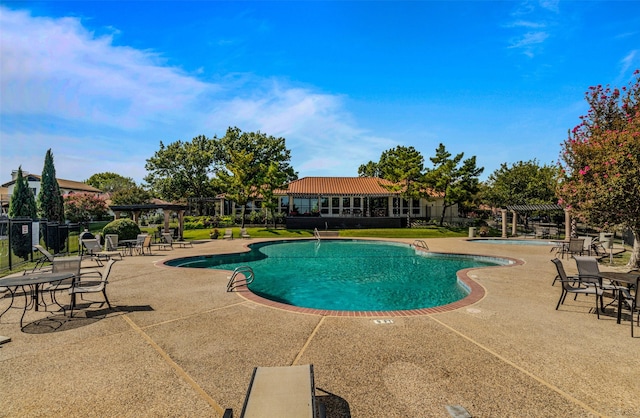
xmin=1 ymin=237 xmax=638 ymax=417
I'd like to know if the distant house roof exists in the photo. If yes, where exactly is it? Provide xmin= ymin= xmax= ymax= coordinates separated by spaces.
xmin=1 ymin=174 xmax=101 ymax=194
xmin=278 ymin=177 xmax=404 ymax=197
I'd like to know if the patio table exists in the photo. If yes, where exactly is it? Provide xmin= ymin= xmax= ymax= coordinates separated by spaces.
xmin=118 ymin=239 xmax=139 ymax=256
xmin=598 ymin=271 xmax=639 ymax=324
xmin=0 ymin=271 xmax=75 ymax=327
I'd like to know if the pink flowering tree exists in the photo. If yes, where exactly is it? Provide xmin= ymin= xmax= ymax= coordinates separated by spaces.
xmin=64 ymin=193 xmax=109 ymax=223
xmin=558 ymin=70 xmax=640 ymax=268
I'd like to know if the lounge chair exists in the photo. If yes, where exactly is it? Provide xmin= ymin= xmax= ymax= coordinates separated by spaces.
xmin=223 ymin=229 xmax=233 ymax=240
xmin=551 ymin=258 xmax=603 ymax=318
xmin=240 ymin=228 xmax=251 ymax=239
xmin=31 ymin=245 xmax=55 ymax=272
xmin=239 ymin=364 xmax=321 ymax=418
xmin=161 ymin=232 xmax=192 ymax=248
xmin=82 ymin=238 xmax=122 ymax=265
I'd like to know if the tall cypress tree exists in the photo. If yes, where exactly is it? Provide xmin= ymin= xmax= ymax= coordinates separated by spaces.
xmin=37 ymin=149 xmax=65 ymax=222
xmin=8 ymin=166 xmax=37 ymax=260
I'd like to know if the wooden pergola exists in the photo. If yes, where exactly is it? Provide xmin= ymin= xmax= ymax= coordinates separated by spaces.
xmin=108 ymin=201 xmax=189 ymax=239
xmin=501 ymin=204 xmax=569 ymax=239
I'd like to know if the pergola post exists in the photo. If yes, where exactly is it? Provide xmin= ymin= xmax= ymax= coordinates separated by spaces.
xmin=177 ymin=210 xmax=185 ymax=239
xmin=511 ymin=210 xmax=517 ymax=237
xmin=564 ymin=209 xmax=571 ymax=240
xmin=501 ymin=209 xmax=508 ymax=238
xmin=163 ymin=211 xmax=170 ymax=233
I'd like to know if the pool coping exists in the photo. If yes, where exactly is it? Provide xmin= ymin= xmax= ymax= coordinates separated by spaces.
xmin=160 ymin=239 xmax=524 ymax=318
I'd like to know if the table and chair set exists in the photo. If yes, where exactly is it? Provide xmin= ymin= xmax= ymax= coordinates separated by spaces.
xmin=552 ymin=255 xmax=640 ymax=337
xmin=0 ymin=247 xmax=116 ymax=329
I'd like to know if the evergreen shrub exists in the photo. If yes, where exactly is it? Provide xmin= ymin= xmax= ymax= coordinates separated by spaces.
xmin=102 ymin=218 xmax=141 ymax=240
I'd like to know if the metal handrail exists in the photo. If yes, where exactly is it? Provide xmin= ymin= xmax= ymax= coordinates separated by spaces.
xmin=412 ymin=240 xmax=429 ymax=251
xmin=313 ymin=228 xmax=321 ymax=241
xmin=226 ymin=266 xmax=255 ymax=292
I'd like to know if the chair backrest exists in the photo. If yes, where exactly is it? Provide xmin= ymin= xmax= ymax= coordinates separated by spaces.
xmin=568 ymin=238 xmax=585 ymax=253
xmin=551 ymin=258 xmax=572 ymax=291
xmin=574 ymin=256 xmax=600 ymax=285
xmin=82 ymin=238 xmax=102 ymax=253
xmin=105 ymin=234 xmax=119 ymax=251
xmin=52 ymin=257 xmax=82 ymax=287
xmin=162 ymin=233 xmax=173 ymax=244
xmin=33 ymin=244 xmax=55 ymax=262
xmin=52 ymin=257 xmax=82 ymax=276
xmin=581 ymin=236 xmax=593 ymax=250
xmin=135 ymin=234 xmax=147 ymax=247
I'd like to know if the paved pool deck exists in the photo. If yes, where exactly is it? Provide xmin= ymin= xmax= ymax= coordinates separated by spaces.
xmin=1 ymin=237 xmax=638 ymax=417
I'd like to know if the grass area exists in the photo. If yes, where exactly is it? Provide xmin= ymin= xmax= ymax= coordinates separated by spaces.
xmin=182 ymin=226 xmax=467 ymax=240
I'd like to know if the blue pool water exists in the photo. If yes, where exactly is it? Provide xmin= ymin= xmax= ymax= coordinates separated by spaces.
xmin=166 ymin=240 xmax=509 ymax=311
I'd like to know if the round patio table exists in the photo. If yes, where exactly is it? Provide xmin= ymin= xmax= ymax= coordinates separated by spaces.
xmin=0 ymin=272 xmax=74 ymax=328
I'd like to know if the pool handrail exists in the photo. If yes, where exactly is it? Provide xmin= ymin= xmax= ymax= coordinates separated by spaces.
xmin=412 ymin=240 xmax=429 ymax=251
xmin=227 ymin=266 xmax=255 ymax=292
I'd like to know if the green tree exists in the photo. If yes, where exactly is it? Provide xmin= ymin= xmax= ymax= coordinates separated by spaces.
xmin=37 ymin=149 xmax=65 ymax=222
xmin=424 ymin=143 xmax=484 ymax=226
xmin=85 ymin=172 xmax=136 ymax=193
xmin=376 ymin=146 xmax=426 ymax=225
xmin=357 ymin=161 xmax=381 ymax=177
xmin=144 ymin=135 xmax=218 ymax=214
xmin=8 ymin=166 xmax=37 ymax=260
xmin=558 ymin=71 xmax=640 ymax=268
xmin=214 ymin=127 xmax=297 ymax=228
xmin=261 ymin=161 xmax=289 ymax=228
xmin=483 ymin=160 xmax=560 ymax=208
xmin=64 ymin=193 xmax=109 ymax=223
xmin=110 ymin=185 xmax=152 ymax=206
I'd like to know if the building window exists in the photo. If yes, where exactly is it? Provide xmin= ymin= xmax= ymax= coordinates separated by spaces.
xmin=320 ymin=197 xmax=329 ymax=214
xmin=331 ymin=197 xmax=340 ymax=215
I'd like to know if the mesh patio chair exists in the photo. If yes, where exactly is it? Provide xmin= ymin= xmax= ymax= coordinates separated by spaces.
xmin=618 ymin=277 xmax=640 ymax=337
xmin=551 ymin=258 xmax=603 ymax=318
xmin=69 ymin=258 xmax=116 ymax=317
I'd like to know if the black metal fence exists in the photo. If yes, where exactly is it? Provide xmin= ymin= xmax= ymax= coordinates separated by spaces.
xmin=0 ymin=216 xmax=82 ymax=273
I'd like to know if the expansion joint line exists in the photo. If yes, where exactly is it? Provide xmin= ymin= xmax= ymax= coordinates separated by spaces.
xmin=121 ymin=314 xmax=225 ymax=416
xmin=292 ymin=316 xmax=326 ymax=366
xmin=428 ymin=316 xmax=604 ymax=417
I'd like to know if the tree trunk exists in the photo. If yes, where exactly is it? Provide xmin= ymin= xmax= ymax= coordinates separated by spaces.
xmin=439 ymin=204 xmax=447 ymax=227
xmin=628 ymin=228 xmax=640 ymax=269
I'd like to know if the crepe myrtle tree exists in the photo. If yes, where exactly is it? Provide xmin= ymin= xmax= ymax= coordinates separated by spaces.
xmin=558 ymin=70 xmax=640 ymax=268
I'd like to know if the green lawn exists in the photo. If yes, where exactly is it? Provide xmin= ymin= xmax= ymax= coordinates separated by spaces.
xmin=183 ymin=226 xmax=467 ymax=240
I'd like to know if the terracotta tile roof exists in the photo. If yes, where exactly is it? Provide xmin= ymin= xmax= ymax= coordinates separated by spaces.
xmin=2 ymin=174 xmax=101 ymax=193
xmin=280 ymin=177 xmax=401 ymax=196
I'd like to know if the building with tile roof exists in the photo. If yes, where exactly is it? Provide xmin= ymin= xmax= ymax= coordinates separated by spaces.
xmin=221 ymin=176 xmax=457 ymax=228
xmin=1 ymin=170 xmax=102 ymax=215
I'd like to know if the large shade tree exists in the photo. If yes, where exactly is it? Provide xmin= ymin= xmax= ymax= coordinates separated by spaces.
xmin=8 ymin=166 xmax=37 ymax=260
xmin=214 ymin=127 xmax=297 ymax=228
xmin=424 ymin=143 xmax=484 ymax=226
xmin=558 ymin=71 xmax=640 ymax=268
xmin=86 ymin=172 xmax=136 ymax=194
xmin=483 ymin=160 xmax=560 ymax=208
xmin=375 ymin=146 xmax=427 ymax=225
xmin=144 ymin=135 xmax=218 ymax=214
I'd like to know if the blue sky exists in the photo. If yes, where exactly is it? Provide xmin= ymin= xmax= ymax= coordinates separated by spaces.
xmin=1 ymin=1 xmax=639 ymax=185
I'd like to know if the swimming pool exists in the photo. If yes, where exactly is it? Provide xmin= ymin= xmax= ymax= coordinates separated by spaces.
xmin=166 ymin=240 xmax=512 ymax=312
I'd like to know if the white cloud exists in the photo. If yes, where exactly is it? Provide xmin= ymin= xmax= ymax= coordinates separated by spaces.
xmin=0 ymin=6 xmax=388 ymax=183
